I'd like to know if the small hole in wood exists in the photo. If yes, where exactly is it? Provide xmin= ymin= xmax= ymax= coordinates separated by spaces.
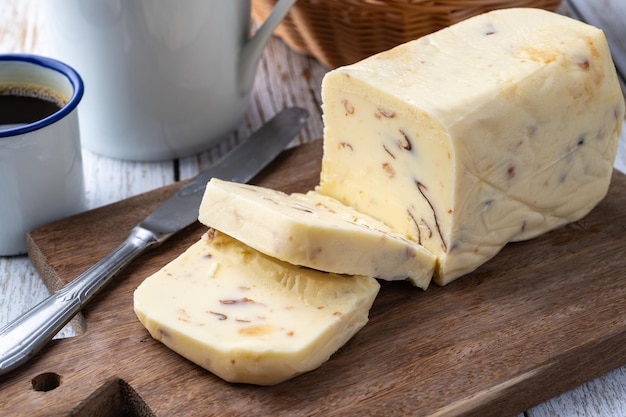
xmin=31 ymin=372 xmax=62 ymax=392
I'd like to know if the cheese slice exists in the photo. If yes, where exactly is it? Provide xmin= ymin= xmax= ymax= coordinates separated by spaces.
xmin=317 ymin=8 xmax=625 ymax=285
xmin=198 ymin=178 xmax=436 ymax=289
xmin=133 ymin=229 xmax=380 ymax=385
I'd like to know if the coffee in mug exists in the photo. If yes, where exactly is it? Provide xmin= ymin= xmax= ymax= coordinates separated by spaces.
xmin=0 ymin=84 xmax=67 ymax=129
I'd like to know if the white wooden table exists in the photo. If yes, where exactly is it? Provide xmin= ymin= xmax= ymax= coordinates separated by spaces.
xmin=1 ymin=1 xmax=625 ymax=415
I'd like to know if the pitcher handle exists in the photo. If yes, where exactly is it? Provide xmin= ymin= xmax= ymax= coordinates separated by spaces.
xmin=239 ymin=0 xmax=297 ymax=94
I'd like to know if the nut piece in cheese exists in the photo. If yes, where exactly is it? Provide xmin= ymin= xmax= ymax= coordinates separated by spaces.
xmin=317 ymin=8 xmax=625 ymax=285
xmin=133 ymin=229 xmax=380 ymax=385
xmin=198 ymin=178 xmax=436 ymax=289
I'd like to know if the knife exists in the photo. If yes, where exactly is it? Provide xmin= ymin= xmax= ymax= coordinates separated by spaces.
xmin=0 ymin=107 xmax=309 ymax=376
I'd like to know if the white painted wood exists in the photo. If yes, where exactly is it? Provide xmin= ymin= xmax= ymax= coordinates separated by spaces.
xmin=82 ymin=151 xmax=175 ymax=209
xmin=1 ymin=1 xmax=625 ymax=416
xmin=528 ymin=367 xmax=626 ymax=417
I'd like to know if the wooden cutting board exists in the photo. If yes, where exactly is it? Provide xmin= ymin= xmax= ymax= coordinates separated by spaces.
xmin=2 ymin=140 xmax=626 ymax=417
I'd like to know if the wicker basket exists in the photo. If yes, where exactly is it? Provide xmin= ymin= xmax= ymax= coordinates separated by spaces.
xmin=252 ymin=0 xmax=563 ymax=68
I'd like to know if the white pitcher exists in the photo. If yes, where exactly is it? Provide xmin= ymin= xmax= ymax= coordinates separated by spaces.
xmin=44 ymin=0 xmax=296 ymax=160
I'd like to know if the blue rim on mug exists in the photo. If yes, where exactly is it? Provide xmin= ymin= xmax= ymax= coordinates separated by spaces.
xmin=0 ymin=54 xmax=84 ymax=138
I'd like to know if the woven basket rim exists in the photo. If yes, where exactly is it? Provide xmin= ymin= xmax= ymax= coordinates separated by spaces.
xmin=252 ymin=0 xmax=563 ymax=68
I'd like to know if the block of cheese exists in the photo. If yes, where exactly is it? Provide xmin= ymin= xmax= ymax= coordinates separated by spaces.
xmin=198 ymin=178 xmax=436 ymax=289
xmin=317 ymin=8 xmax=625 ymax=285
xmin=133 ymin=229 xmax=380 ymax=385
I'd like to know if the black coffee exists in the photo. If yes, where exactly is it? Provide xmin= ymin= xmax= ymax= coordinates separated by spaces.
xmin=0 ymin=84 xmax=67 ymax=127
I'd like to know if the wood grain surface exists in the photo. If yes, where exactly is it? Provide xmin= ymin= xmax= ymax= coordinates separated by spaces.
xmin=1 ymin=140 xmax=625 ymax=417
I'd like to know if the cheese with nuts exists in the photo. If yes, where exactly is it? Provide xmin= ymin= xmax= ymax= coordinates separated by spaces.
xmin=317 ymin=8 xmax=625 ymax=285
xmin=198 ymin=178 xmax=436 ymax=289
xmin=133 ymin=229 xmax=379 ymax=385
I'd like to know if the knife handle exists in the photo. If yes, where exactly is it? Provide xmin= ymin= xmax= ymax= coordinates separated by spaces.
xmin=0 ymin=226 xmax=158 ymax=376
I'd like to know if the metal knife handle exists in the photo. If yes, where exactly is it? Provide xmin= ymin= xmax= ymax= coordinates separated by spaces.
xmin=0 ymin=226 xmax=158 ymax=376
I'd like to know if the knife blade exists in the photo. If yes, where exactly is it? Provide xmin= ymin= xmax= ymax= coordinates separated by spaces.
xmin=0 ymin=107 xmax=309 ymax=376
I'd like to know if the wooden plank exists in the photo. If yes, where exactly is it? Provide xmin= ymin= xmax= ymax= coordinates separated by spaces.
xmin=1 ymin=141 xmax=626 ymax=417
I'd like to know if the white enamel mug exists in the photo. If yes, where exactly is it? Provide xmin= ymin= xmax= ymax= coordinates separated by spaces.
xmin=44 ymin=0 xmax=296 ymax=161
xmin=0 ymin=55 xmax=85 ymax=256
